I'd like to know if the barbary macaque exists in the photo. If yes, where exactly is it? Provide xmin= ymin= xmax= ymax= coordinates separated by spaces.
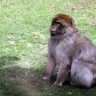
xmin=41 ymin=13 xmax=96 ymax=88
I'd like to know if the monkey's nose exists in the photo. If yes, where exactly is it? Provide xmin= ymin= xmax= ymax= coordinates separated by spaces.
xmin=51 ymin=26 xmax=57 ymax=32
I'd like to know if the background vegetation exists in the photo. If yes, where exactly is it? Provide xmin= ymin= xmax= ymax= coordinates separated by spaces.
xmin=0 ymin=0 xmax=96 ymax=96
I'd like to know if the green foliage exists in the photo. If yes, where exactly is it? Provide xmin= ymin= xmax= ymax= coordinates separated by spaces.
xmin=0 ymin=0 xmax=96 ymax=96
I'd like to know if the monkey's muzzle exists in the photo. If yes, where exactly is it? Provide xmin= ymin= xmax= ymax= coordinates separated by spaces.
xmin=51 ymin=32 xmax=62 ymax=37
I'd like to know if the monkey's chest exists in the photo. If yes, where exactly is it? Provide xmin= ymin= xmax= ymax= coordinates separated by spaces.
xmin=50 ymin=46 xmax=60 ymax=64
xmin=56 ymin=48 xmax=65 ymax=64
xmin=52 ymin=43 xmax=73 ymax=64
xmin=51 ymin=45 xmax=66 ymax=64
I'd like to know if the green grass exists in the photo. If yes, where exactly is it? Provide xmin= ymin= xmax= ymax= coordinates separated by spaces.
xmin=0 ymin=0 xmax=96 ymax=96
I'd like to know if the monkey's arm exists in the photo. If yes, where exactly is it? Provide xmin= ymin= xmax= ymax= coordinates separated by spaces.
xmin=41 ymin=54 xmax=56 ymax=80
xmin=52 ymin=58 xmax=70 ymax=87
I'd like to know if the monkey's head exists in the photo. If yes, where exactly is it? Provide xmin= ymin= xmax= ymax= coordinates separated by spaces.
xmin=50 ymin=14 xmax=75 ymax=37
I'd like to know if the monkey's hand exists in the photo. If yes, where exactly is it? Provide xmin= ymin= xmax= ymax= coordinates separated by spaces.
xmin=52 ymin=81 xmax=63 ymax=88
xmin=40 ymin=75 xmax=50 ymax=81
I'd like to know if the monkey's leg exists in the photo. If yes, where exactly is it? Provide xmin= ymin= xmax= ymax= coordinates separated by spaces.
xmin=41 ymin=56 xmax=56 ymax=81
xmin=71 ymin=59 xmax=94 ymax=88
xmin=52 ymin=60 xmax=70 ymax=87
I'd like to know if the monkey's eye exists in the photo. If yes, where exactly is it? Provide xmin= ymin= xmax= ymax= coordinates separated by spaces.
xmin=55 ymin=22 xmax=62 ymax=25
xmin=52 ymin=22 xmax=65 ymax=28
xmin=52 ymin=21 xmax=60 ymax=25
xmin=56 ymin=22 xmax=61 ymax=24
xmin=52 ymin=22 xmax=59 ymax=25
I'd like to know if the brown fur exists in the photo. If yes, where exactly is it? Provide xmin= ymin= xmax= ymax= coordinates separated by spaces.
xmin=54 ymin=14 xmax=72 ymax=26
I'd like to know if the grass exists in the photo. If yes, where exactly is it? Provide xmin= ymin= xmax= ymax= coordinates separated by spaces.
xmin=0 ymin=0 xmax=96 ymax=96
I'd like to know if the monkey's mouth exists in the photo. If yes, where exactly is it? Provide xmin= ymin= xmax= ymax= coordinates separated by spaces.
xmin=51 ymin=33 xmax=57 ymax=36
xmin=51 ymin=32 xmax=62 ymax=37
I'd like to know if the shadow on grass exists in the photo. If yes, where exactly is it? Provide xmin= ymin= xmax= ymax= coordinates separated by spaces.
xmin=0 ymin=56 xmax=20 ymax=67
xmin=0 ymin=56 xmax=96 ymax=96
xmin=0 ymin=56 xmax=51 ymax=96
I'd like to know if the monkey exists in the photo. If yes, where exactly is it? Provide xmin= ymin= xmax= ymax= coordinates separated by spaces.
xmin=41 ymin=13 xmax=96 ymax=88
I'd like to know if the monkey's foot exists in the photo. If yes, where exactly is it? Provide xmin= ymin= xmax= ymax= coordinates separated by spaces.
xmin=40 ymin=75 xmax=50 ymax=81
xmin=70 ymin=81 xmax=76 ymax=86
xmin=52 ymin=81 xmax=62 ymax=88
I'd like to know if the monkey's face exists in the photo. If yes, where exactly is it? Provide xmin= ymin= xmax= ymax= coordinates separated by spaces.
xmin=50 ymin=14 xmax=75 ymax=37
xmin=50 ymin=19 xmax=68 ymax=37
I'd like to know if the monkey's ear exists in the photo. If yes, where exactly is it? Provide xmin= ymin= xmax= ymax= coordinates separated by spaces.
xmin=70 ymin=18 xmax=76 ymax=29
